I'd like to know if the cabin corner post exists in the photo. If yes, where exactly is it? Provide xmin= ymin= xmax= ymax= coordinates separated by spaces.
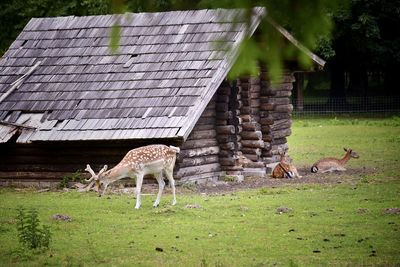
xmin=174 ymin=97 xmax=221 ymax=183
xmin=215 ymin=81 xmax=244 ymax=179
xmin=238 ymin=76 xmax=265 ymax=168
xmin=259 ymin=67 xmax=295 ymax=165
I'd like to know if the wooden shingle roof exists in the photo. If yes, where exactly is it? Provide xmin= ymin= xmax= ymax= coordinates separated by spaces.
xmin=0 ymin=8 xmax=264 ymax=143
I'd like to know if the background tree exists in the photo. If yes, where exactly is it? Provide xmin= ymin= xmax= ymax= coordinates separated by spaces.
xmin=320 ymin=0 xmax=400 ymax=99
xmin=0 ymin=0 xmax=111 ymax=55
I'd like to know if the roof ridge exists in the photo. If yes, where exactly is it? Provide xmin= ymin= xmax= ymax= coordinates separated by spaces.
xmin=28 ymin=7 xmax=263 ymax=20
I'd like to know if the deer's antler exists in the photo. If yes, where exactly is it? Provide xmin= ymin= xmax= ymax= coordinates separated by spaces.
xmin=80 ymin=164 xmax=108 ymax=192
xmin=98 ymin=165 xmax=108 ymax=176
xmin=85 ymin=164 xmax=97 ymax=182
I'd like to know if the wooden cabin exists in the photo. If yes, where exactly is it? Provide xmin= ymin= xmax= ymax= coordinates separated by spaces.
xmin=0 ymin=8 xmax=324 ymax=186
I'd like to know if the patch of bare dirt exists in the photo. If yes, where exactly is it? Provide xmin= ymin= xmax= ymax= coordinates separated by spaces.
xmin=105 ymin=167 xmax=375 ymax=195
xmin=194 ymin=167 xmax=375 ymax=194
xmin=383 ymin=208 xmax=400 ymax=215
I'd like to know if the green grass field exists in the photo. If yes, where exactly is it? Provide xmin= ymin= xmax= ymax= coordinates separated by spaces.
xmin=0 ymin=116 xmax=399 ymax=266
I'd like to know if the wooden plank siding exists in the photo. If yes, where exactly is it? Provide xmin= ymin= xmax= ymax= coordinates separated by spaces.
xmin=0 ymin=139 xmax=181 ymax=185
xmin=174 ymin=97 xmax=221 ymax=183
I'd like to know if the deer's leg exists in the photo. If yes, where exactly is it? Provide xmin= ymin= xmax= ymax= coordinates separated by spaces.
xmin=293 ymin=167 xmax=302 ymax=178
xmin=320 ymin=168 xmax=331 ymax=173
xmin=153 ymin=173 xmax=165 ymax=208
xmin=101 ymin=183 xmax=109 ymax=196
xmin=165 ymin=169 xmax=176 ymax=206
xmin=135 ymin=174 xmax=144 ymax=209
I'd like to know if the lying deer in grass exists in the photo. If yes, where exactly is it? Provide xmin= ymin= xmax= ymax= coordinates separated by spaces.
xmin=85 ymin=144 xmax=180 ymax=209
xmin=271 ymin=151 xmax=302 ymax=179
xmin=311 ymin=148 xmax=359 ymax=173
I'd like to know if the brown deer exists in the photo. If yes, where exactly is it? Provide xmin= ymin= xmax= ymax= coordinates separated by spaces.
xmin=234 ymin=153 xmax=253 ymax=167
xmin=85 ymin=144 xmax=180 ymax=209
xmin=271 ymin=151 xmax=302 ymax=178
xmin=311 ymin=147 xmax=359 ymax=173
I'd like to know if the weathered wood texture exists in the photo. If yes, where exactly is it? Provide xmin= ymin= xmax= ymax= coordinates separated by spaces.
xmin=238 ymin=76 xmax=264 ymax=163
xmin=0 ymin=139 xmax=180 ymax=182
xmin=0 ymin=8 xmax=266 ymax=143
xmin=0 ymin=68 xmax=296 ymax=184
xmin=259 ymin=69 xmax=294 ymax=164
xmin=175 ymin=98 xmax=221 ymax=180
xmin=215 ymin=81 xmax=246 ymax=176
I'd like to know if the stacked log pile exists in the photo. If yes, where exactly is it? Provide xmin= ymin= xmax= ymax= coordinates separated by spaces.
xmin=259 ymin=70 xmax=294 ymax=164
xmin=174 ymin=69 xmax=295 ymax=182
xmin=174 ymin=98 xmax=221 ymax=183
xmin=215 ymin=81 xmax=244 ymax=177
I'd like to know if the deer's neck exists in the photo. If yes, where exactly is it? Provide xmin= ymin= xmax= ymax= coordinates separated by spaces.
xmin=339 ymin=151 xmax=351 ymax=165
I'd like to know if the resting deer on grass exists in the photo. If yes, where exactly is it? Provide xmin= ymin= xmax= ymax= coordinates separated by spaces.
xmin=85 ymin=144 xmax=180 ymax=209
xmin=271 ymin=151 xmax=302 ymax=179
xmin=311 ymin=148 xmax=359 ymax=173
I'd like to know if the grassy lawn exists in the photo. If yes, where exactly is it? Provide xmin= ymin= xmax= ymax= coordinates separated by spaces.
xmin=1 ymin=116 xmax=400 ymax=266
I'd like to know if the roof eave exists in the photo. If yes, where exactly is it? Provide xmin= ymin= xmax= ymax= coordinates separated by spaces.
xmin=266 ymin=16 xmax=326 ymax=69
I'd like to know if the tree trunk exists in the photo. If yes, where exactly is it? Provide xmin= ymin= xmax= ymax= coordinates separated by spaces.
xmin=329 ymin=60 xmax=346 ymax=99
xmin=294 ymin=72 xmax=304 ymax=111
xmin=328 ymin=59 xmax=347 ymax=110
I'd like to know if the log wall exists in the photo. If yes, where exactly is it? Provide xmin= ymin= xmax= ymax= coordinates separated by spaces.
xmin=215 ymin=81 xmax=245 ymax=178
xmin=0 ymin=69 xmax=296 ymax=186
xmin=174 ymin=97 xmax=221 ymax=183
xmin=259 ymin=69 xmax=294 ymax=164
xmin=239 ymin=77 xmax=264 ymax=165
xmin=0 ymin=139 xmax=179 ymax=186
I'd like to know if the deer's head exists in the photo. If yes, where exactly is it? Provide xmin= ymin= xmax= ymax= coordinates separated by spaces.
xmin=278 ymin=162 xmax=294 ymax=178
xmin=273 ymin=151 xmax=294 ymax=178
xmin=85 ymin=164 xmax=108 ymax=194
xmin=233 ymin=154 xmax=252 ymax=167
xmin=344 ymin=148 xmax=360 ymax=159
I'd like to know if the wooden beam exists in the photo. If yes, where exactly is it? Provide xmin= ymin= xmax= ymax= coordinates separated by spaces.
xmin=175 ymin=163 xmax=221 ymax=178
xmin=179 ymin=146 xmax=220 ymax=158
xmin=179 ymin=155 xmax=219 ymax=168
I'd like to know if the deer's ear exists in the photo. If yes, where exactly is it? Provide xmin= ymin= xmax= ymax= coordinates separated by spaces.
xmin=343 ymin=148 xmax=348 ymax=152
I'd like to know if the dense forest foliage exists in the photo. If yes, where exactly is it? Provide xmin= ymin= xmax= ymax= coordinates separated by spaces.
xmin=327 ymin=0 xmax=400 ymax=97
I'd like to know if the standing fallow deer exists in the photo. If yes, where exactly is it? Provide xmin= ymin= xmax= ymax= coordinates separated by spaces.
xmin=271 ymin=151 xmax=302 ymax=178
xmin=311 ymin=148 xmax=359 ymax=173
xmin=85 ymin=144 xmax=180 ymax=209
